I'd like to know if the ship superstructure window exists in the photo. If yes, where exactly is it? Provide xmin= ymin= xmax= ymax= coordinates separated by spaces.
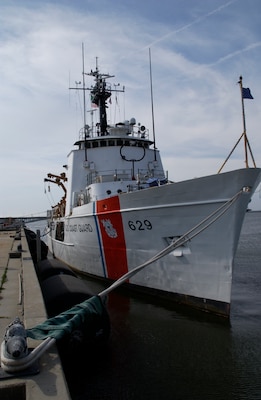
xmin=55 ymin=222 xmax=64 ymax=242
xmin=81 ymin=138 xmax=149 ymax=149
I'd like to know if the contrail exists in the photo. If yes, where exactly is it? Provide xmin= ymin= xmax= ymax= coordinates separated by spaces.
xmin=208 ymin=42 xmax=261 ymax=66
xmin=142 ymin=0 xmax=239 ymax=50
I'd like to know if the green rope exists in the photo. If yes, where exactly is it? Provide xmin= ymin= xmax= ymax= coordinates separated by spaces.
xmin=26 ymin=296 xmax=104 ymax=340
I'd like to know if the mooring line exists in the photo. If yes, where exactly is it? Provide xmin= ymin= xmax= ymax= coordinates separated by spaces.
xmin=98 ymin=189 xmax=243 ymax=297
xmin=0 ymin=189 xmax=244 ymax=373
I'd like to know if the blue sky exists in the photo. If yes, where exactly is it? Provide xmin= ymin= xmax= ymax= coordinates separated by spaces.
xmin=0 ymin=0 xmax=261 ymax=216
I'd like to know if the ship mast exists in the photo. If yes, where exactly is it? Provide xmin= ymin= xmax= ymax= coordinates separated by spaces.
xmin=86 ymin=63 xmax=115 ymax=136
xmin=70 ymin=49 xmax=124 ymax=142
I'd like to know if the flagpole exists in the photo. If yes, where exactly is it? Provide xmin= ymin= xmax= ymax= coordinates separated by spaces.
xmin=218 ymin=77 xmax=255 ymax=173
xmin=238 ymin=76 xmax=249 ymax=168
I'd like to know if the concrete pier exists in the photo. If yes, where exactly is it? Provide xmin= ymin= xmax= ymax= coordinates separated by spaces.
xmin=0 ymin=230 xmax=71 ymax=399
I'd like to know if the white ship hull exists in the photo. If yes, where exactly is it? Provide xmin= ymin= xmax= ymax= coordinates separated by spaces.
xmin=44 ymin=63 xmax=260 ymax=317
xmin=47 ymin=168 xmax=261 ymax=316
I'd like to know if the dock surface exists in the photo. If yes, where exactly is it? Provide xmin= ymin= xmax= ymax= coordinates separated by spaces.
xmin=0 ymin=230 xmax=70 ymax=399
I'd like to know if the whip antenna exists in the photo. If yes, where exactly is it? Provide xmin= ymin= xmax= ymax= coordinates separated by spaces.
xmin=149 ymin=48 xmax=157 ymax=161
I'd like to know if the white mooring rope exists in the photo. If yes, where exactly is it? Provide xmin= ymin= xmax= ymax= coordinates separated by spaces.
xmin=98 ymin=188 xmax=244 ymax=297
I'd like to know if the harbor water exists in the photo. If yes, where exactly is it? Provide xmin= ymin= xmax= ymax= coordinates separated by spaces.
xmin=27 ymin=211 xmax=261 ymax=400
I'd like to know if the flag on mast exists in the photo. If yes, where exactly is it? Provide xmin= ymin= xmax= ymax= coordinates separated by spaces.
xmin=242 ymin=87 xmax=254 ymax=99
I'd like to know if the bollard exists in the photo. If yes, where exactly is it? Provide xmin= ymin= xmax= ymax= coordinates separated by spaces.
xmin=4 ymin=318 xmax=28 ymax=360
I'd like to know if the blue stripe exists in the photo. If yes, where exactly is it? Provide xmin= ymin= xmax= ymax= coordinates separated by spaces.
xmin=93 ymin=201 xmax=107 ymax=277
